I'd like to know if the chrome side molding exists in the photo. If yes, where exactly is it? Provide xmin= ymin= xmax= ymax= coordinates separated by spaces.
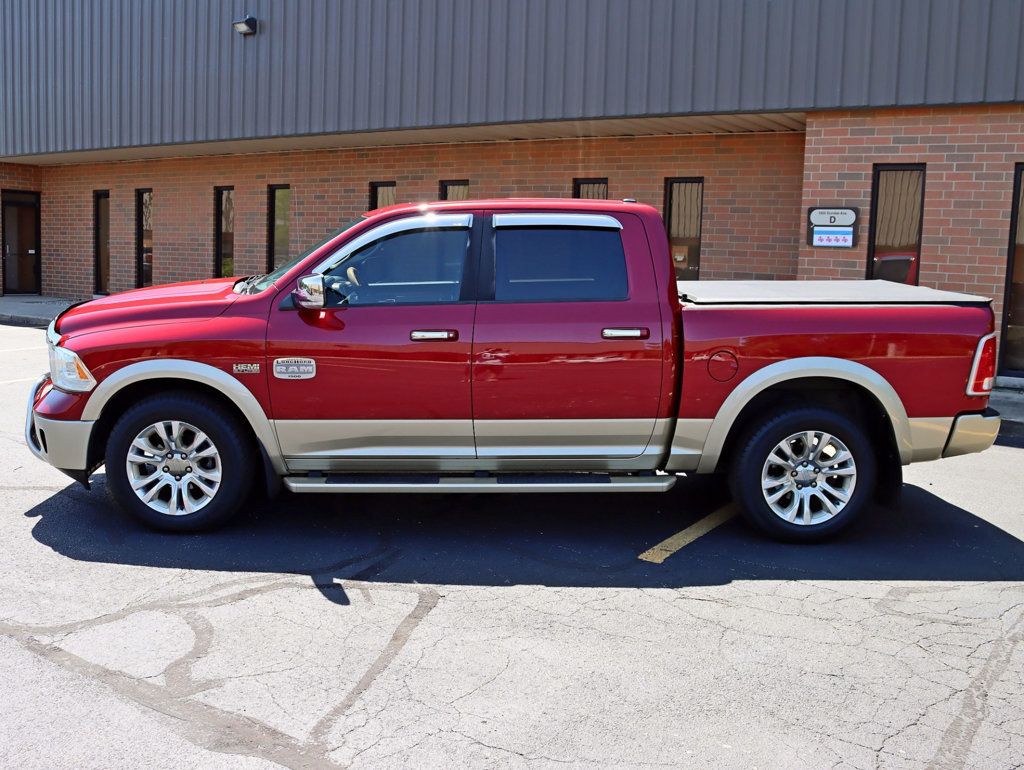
xmin=284 ymin=473 xmax=676 ymax=494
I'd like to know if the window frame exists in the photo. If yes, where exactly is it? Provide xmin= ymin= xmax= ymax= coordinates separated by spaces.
xmin=266 ymin=184 xmax=291 ymax=272
xmin=572 ymin=177 xmax=609 ymax=199
xmin=663 ymin=176 xmax=705 ymax=281
xmin=866 ymin=163 xmax=926 ymax=285
xmin=369 ymin=180 xmax=397 ymax=210
xmin=439 ymin=179 xmax=470 ymax=201
xmin=1000 ymin=163 xmax=1024 ymax=377
xmin=478 ymin=215 xmax=631 ymax=304
xmin=134 ymin=188 xmax=153 ymax=288
xmin=93 ymin=189 xmax=110 ymax=295
xmin=213 ymin=186 xmax=235 ymax=278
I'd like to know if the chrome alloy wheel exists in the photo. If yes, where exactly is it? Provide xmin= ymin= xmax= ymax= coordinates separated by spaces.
xmin=761 ymin=430 xmax=857 ymax=526
xmin=125 ymin=420 xmax=222 ymax=516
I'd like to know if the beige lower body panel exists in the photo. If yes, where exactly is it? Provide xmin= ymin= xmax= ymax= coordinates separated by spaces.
xmin=665 ymin=419 xmax=714 ymax=471
xmin=276 ymin=418 xmax=671 ymax=472
xmin=906 ymin=417 xmax=955 ymax=462
xmin=943 ymin=411 xmax=1000 ymax=458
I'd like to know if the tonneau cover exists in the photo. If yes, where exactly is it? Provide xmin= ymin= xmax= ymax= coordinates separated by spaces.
xmin=677 ymin=280 xmax=990 ymax=306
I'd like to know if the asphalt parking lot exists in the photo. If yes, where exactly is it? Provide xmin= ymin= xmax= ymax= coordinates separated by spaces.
xmin=2 ymin=323 xmax=1023 ymax=769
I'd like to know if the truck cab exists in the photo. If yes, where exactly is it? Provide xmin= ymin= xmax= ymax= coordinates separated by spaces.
xmin=28 ymin=199 xmax=1001 ymax=540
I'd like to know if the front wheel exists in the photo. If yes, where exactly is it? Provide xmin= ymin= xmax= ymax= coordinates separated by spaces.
xmin=104 ymin=393 xmax=253 ymax=532
xmin=729 ymin=407 xmax=876 ymax=542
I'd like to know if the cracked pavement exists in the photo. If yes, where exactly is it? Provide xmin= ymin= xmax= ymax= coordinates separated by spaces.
xmin=2 ymin=324 xmax=1023 ymax=769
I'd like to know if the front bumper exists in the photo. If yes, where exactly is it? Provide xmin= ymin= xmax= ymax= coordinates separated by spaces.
xmin=943 ymin=408 xmax=1001 ymax=458
xmin=25 ymin=375 xmax=95 ymax=477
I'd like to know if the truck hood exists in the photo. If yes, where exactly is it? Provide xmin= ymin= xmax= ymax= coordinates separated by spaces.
xmin=55 ymin=278 xmax=242 ymax=338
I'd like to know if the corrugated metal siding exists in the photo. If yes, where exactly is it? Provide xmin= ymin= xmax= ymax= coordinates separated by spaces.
xmin=2 ymin=0 xmax=1023 ymax=158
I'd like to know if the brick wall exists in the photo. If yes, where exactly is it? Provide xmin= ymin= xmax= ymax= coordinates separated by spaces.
xmin=799 ymin=104 xmax=1024 ymax=323
xmin=0 ymin=161 xmax=42 ymax=295
xmin=32 ymin=131 xmax=806 ymax=298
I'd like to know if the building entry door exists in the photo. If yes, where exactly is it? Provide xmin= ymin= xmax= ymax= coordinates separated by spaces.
xmin=2 ymin=191 xmax=41 ymax=294
xmin=1003 ymin=165 xmax=1024 ymax=376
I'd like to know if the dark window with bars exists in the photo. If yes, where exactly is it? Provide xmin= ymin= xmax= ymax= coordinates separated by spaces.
xmin=94 ymin=190 xmax=110 ymax=294
xmin=214 ymin=187 xmax=235 ymax=278
xmin=868 ymin=165 xmax=925 ymax=285
xmin=439 ymin=180 xmax=470 ymax=201
xmin=664 ymin=178 xmax=704 ymax=280
xmin=369 ymin=181 xmax=397 ymax=210
xmin=573 ymin=178 xmax=608 ymax=199
xmin=267 ymin=185 xmax=291 ymax=271
xmin=135 ymin=189 xmax=153 ymax=288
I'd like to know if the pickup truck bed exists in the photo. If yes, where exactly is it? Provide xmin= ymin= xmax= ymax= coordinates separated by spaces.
xmin=678 ymin=280 xmax=990 ymax=306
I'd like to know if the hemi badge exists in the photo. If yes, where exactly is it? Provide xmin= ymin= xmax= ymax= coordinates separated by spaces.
xmin=232 ymin=363 xmax=260 ymax=374
xmin=273 ymin=357 xmax=316 ymax=380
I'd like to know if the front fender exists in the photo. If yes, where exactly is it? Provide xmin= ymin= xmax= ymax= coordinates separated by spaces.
xmin=81 ymin=359 xmax=287 ymax=474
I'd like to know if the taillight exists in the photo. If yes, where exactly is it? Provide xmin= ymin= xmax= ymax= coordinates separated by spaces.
xmin=966 ymin=332 xmax=997 ymax=396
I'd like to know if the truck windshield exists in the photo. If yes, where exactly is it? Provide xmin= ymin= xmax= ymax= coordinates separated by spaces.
xmin=242 ymin=217 xmax=366 ymax=294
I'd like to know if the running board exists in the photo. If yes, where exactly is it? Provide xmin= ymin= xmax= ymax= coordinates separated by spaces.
xmin=283 ymin=472 xmax=677 ymax=494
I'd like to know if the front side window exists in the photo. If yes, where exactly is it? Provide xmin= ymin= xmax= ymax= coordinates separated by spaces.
xmin=493 ymin=226 xmax=627 ymax=302
xmin=323 ymin=228 xmax=469 ymax=306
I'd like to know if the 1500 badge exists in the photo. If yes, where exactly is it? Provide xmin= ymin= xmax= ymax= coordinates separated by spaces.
xmin=273 ymin=357 xmax=316 ymax=380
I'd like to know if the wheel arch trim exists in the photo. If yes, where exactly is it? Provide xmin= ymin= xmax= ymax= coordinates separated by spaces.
xmin=82 ymin=359 xmax=286 ymax=473
xmin=694 ymin=357 xmax=911 ymax=474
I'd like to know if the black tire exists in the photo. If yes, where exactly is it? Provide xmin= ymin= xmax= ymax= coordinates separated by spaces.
xmin=104 ymin=392 xmax=254 ymax=532
xmin=728 ymin=406 xmax=876 ymax=543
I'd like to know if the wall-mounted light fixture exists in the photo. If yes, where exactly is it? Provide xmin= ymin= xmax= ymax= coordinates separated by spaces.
xmin=232 ymin=15 xmax=257 ymax=35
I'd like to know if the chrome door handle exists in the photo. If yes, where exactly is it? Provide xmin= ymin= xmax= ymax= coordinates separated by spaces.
xmin=602 ymin=327 xmax=650 ymax=340
xmin=410 ymin=329 xmax=459 ymax=341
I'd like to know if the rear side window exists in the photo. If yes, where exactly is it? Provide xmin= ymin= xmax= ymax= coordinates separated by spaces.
xmin=493 ymin=227 xmax=628 ymax=302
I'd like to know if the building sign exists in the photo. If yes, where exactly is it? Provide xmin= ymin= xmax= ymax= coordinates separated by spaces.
xmin=807 ymin=207 xmax=858 ymax=248
xmin=811 ymin=227 xmax=854 ymax=247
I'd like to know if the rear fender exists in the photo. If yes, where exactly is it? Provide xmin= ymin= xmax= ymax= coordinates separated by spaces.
xmin=694 ymin=357 xmax=912 ymax=474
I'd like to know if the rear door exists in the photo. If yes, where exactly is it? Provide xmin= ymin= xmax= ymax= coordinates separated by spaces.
xmin=471 ymin=212 xmax=665 ymax=464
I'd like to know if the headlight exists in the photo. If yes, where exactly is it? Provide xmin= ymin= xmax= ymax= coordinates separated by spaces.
xmin=46 ymin=323 xmax=96 ymax=393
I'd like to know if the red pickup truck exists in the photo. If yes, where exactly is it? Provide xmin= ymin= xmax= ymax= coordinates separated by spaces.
xmin=27 ymin=199 xmax=1001 ymax=541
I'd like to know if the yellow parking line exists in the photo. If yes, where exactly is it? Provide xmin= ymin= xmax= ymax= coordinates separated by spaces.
xmin=638 ymin=503 xmax=738 ymax=564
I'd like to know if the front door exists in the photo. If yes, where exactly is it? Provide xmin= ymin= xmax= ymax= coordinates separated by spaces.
xmin=266 ymin=212 xmax=478 ymax=470
xmin=2 ymin=191 xmax=41 ymax=294
xmin=471 ymin=212 xmax=665 ymax=465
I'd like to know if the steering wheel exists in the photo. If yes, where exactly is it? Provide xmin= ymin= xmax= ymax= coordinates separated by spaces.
xmin=346 ymin=266 xmax=361 ymax=287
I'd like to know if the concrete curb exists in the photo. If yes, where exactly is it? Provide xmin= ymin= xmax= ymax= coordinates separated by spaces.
xmin=0 ymin=314 xmax=51 ymax=328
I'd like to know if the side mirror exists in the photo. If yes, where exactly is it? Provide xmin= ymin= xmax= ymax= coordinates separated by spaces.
xmin=293 ymin=274 xmax=325 ymax=310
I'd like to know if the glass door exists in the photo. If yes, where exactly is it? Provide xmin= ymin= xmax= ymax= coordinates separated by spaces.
xmin=867 ymin=165 xmax=925 ymax=285
xmin=1 ymin=190 xmax=41 ymax=294
xmin=1003 ymin=165 xmax=1024 ymax=376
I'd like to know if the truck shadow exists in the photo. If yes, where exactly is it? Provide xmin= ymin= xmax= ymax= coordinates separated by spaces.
xmin=24 ymin=473 xmax=1024 ymax=603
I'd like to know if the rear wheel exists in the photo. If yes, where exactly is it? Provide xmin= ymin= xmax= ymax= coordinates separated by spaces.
xmin=104 ymin=393 xmax=253 ymax=532
xmin=729 ymin=407 xmax=876 ymax=542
